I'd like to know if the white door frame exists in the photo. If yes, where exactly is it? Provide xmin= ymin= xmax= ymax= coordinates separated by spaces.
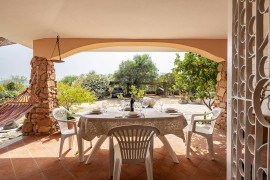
xmin=227 ymin=0 xmax=233 ymax=179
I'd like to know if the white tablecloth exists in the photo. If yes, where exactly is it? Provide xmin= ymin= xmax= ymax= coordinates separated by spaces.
xmin=78 ymin=109 xmax=188 ymax=142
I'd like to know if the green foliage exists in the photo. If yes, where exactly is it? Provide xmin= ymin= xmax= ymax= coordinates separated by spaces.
xmin=66 ymin=113 xmax=75 ymax=120
xmin=0 ymin=85 xmax=4 ymax=92
xmin=6 ymin=82 xmax=16 ymax=91
xmin=157 ymin=73 xmax=176 ymax=95
xmin=113 ymin=54 xmax=158 ymax=89
xmin=0 ymin=75 xmax=27 ymax=99
xmin=81 ymin=72 xmax=110 ymax=99
xmin=57 ymin=82 xmax=96 ymax=110
xmin=130 ymin=85 xmax=145 ymax=100
xmin=60 ymin=75 xmax=79 ymax=86
xmin=173 ymin=52 xmax=218 ymax=110
xmin=117 ymin=93 xmax=124 ymax=100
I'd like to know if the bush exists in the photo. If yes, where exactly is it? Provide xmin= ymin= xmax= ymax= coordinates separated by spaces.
xmin=81 ymin=72 xmax=110 ymax=99
xmin=0 ymin=75 xmax=27 ymax=100
xmin=57 ymin=82 xmax=96 ymax=110
xmin=59 ymin=75 xmax=79 ymax=86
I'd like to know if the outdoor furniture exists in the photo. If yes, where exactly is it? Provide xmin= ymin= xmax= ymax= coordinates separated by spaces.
xmin=0 ymin=89 xmax=39 ymax=127
xmin=52 ymin=107 xmax=92 ymax=159
xmin=77 ymin=108 xmax=188 ymax=177
xmin=108 ymin=125 xmax=160 ymax=180
xmin=186 ymin=107 xmax=222 ymax=160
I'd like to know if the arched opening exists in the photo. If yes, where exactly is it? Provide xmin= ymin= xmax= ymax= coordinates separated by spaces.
xmin=53 ymin=42 xmax=225 ymax=63
xmin=33 ymin=38 xmax=227 ymax=63
xmin=27 ymin=39 xmax=227 ymax=134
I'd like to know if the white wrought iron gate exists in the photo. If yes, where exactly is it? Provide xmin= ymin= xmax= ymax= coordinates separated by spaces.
xmin=230 ymin=0 xmax=270 ymax=179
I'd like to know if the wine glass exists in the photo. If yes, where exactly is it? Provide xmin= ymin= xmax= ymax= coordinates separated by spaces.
xmin=159 ymin=100 xmax=164 ymax=112
xmin=142 ymin=100 xmax=148 ymax=114
xmin=135 ymin=102 xmax=143 ymax=114
xmin=102 ymin=101 xmax=108 ymax=114
xmin=120 ymin=100 xmax=126 ymax=116
xmin=116 ymin=100 xmax=122 ymax=111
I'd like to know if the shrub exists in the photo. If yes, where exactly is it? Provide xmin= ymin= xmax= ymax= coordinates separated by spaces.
xmin=57 ymin=82 xmax=96 ymax=110
xmin=81 ymin=72 xmax=110 ymax=99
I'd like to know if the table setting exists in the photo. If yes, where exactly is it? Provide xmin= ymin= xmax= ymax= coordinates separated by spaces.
xmin=77 ymin=98 xmax=188 ymax=166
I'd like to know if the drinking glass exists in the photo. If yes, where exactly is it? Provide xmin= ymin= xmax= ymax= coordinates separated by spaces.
xmin=159 ymin=100 xmax=164 ymax=112
xmin=102 ymin=101 xmax=108 ymax=114
xmin=120 ymin=100 xmax=126 ymax=116
xmin=135 ymin=102 xmax=143 ymax=113
xmin=116 ymin=100 xmax=121 ymax=111
xmin=142 ymin=100 xmax=148 ymax=113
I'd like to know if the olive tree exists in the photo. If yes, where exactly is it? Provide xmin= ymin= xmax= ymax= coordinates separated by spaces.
xmin=113 ymin=54 xmax=158 ymax=95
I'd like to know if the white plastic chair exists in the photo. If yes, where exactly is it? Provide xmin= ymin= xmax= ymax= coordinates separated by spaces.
xmin=52 ymin=107 xmax=91 ymax=159
xmin=108 ymin=125 xmax=160 ymax=180
xmin=186 ymin=107 xmax=222 ymax=160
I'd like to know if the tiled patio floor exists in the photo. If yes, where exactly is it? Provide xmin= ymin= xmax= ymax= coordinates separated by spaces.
xmin=0 ymin=128 xmax=226 ymax=180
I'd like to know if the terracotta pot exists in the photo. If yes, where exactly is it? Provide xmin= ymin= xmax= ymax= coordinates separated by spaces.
xmin=67 ymin=122 xmax=74 ymax=129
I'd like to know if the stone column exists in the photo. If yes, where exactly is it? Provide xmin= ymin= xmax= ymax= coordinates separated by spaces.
xmin=214 ymin=61 xmax=227 ymax=130
xmin=22 ymin=56 xmax=58 ymax=135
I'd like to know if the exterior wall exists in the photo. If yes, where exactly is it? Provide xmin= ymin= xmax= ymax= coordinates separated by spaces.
xmin=33 ymin=38 xmax=227 ymax=63
xmin=215 ymin=61 xmax=227 ymax=130
xmin=22 ymin=56 xmax=58 ymax=135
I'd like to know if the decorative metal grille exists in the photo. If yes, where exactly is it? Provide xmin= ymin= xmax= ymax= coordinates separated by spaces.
xmin=231 ymin=0 xmax=270 ymax=179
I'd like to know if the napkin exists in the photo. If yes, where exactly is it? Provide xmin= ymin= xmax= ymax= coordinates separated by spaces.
xmin=124 ymin=107 xmax=131 ymax=111
xmin=165 ymin=108 xmax=178 ymax=113
xmin=91 ymin=107 xmax=101 ymax=114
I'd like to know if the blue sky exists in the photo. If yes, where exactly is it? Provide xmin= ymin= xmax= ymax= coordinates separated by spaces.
xmin=0 ymin=44 xmax=185 ymax=81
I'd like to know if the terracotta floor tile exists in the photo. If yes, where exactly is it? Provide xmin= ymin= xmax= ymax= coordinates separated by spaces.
xmin=165 ymin=168 xmax=190 ymax=180
xmin=19 ymin=172 xmax=46 ymax=180
xmin=120 ymin=170 xmax=133 ymax=180
xmin=35 ymin=158 xmax=63 ymax=171
xmin=197 ymin=159 xmax=223 ymax=177
xmin=152 ymin=162 xmax=174 ymax=179
xmin=174 ymin=162 xmax=198 ymax=177
xmin=43 ymin=164 xmax=75 ymax=180
xmin=12 ymin=158 xmax=41 ymax=179
xmin=134 ymin=171 xmax=148 ymax=180
xmin=0 ymin=159 xmax=16 ymax=180
xmin=190 ymin=168 xmax=219 ymax=180
xmin=217 ymin=168 xmax=226 ymax=180
xmin=122 ymin=164 xmax=146 ymax=177
xmin=178 ymin=156 xmax=203 ymax=168
xmin=2 ymin=128 xmax=227 ymax=180
xmin=7 ymin=140 xmax=25 ymax=151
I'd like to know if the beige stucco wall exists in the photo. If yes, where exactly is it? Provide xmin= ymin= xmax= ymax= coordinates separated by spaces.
xmin=33 ymin=38 xmax=227 ymax=62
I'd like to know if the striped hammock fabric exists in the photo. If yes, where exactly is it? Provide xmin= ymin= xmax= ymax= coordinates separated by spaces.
xmin=0 ymin=89 xmax=39 ymax=126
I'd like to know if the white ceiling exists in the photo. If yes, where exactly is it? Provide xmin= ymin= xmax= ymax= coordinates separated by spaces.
xmin=0 ymin=0 xmax=228 ymax=48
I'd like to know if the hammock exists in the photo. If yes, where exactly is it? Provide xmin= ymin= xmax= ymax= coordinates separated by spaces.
xmin=0 ymin=89 xmax=39 ymax=126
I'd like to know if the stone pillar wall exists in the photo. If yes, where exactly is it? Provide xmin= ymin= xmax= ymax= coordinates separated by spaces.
xmin=22 ymin=56 xmax=58 ymax=135
xmin=214 ymin=61 xmax=227 ymax=130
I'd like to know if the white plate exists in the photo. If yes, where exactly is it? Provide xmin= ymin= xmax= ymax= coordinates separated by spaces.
xmin=126 ymin=114 xmax=141 ymax=118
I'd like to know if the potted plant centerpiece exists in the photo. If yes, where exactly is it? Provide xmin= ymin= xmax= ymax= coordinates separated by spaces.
xmin=66 ymin=112 xmax=76 ymax=129
xmin=130 ymin=85 xmax=145 ymax=102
